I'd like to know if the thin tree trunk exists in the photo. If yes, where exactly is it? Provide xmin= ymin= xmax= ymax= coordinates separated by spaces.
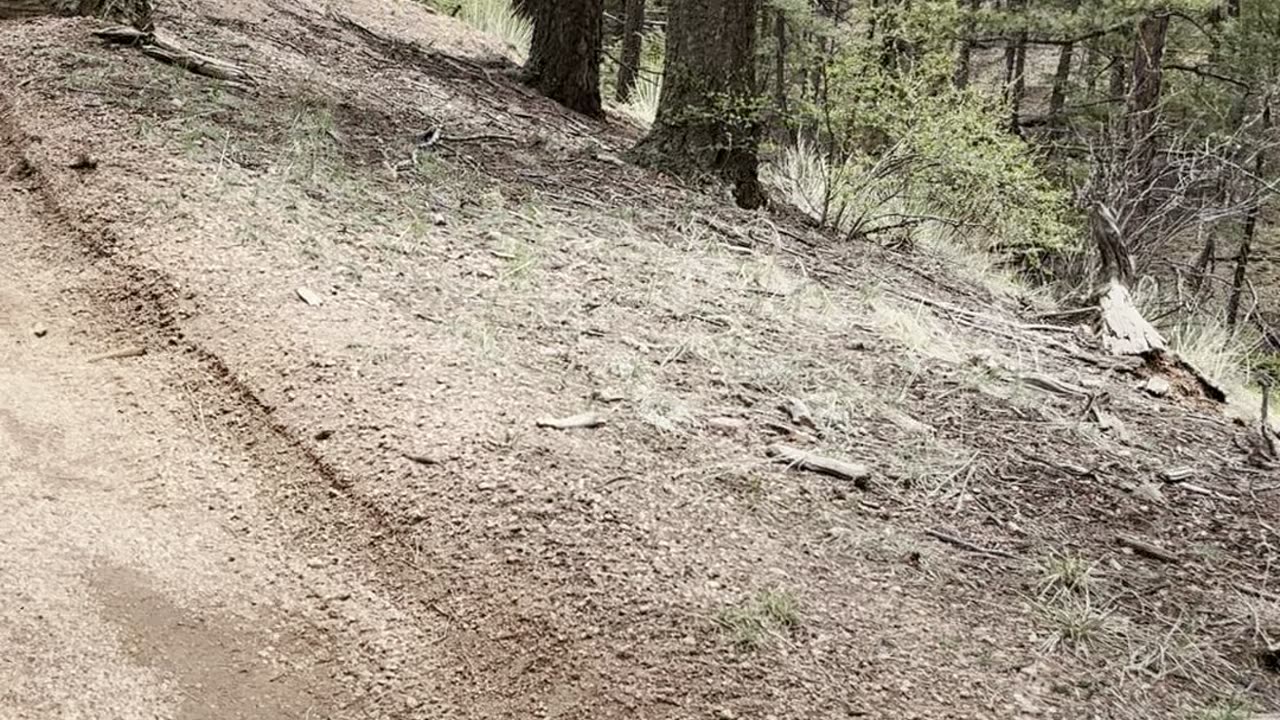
xmin=953 ymin=0 xmax=981 ymax=89
xmin=615 ymin=0 xmax=645 ymax=103
xmin=630 ymin=0 xmax=766 ymax=209
xmin=1003 ymin=0 xmax=1027 ymax=130
xmin=523 ymin=0 xmax=604 ymax=117
xmin=1048 ymin=0 xmax=1080 ymax=119
xmin=773 ymin=9 xmax=792 ymax=143
xmin=1228 ymin=104 xmax=1270 ymax=328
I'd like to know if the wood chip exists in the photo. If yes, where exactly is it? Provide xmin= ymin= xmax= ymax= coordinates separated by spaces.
xmin=1115 ymin=534 xmax=1179 ymax=563
xmin=296 ymin=287 xmax=324 ymax=306
xmin=535 ymin=412 xmax=605 ymax=430
xmin=781 ymin=397 xmax=817 ymax=429
xmin=707 ymin=416 xmax=746 ymax=433
xmin=767 ymin=444 xmax=870 ymax=487
xmin=403 ymin=452 xmax=439 ymax=466
xmin=87 ymin=346 xmax=146 ymax=363
xmin=1143 ymin=376 xmax=1171 ymax=397
xmin=30 ymin=322 xmax=47 ymax=338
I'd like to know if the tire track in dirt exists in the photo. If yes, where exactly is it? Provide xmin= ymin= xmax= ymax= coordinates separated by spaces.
xmin=0 ymin=89 xmax=524 ymax=719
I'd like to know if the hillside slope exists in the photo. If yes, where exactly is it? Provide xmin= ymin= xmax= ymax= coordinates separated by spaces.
xmin=2 ymin=1 xmax=1279 ymax=718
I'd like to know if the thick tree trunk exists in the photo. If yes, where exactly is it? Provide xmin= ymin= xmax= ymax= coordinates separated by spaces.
xmin=1126 ymin=11 xmax=1169 ymax=167
xmin=523 ymin=0 xmax=604 ymax=117
xmin=0 ymin=0 xmax=151 ymax=27
xmin=615 ymin=0 xmax=645 ymax=103
xmin=629 ymin=0 xmax=767 ymax=209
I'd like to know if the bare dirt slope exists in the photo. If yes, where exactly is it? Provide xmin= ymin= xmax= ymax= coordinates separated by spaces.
xmin=2 ymin=2 xmax=1280 ymax=719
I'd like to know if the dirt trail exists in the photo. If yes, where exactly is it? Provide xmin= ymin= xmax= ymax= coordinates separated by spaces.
xmin=0 ymin=186 xmax=349 ymax=718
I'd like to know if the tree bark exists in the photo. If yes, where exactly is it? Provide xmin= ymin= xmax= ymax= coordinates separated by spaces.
xmin=953 ymin=0 xmax=981 ymax=89
xmin=629 ymin=0 xmax=767 ymax=209
xmin=615 ymin=0 xmax=645 ymax=103
xmin=1126 ymin=11 xmax=1170 ymax=169
xmin=0 ymin=0 xmax=151 ymax=27
xmin=1001 ymin=0 xmax=1027 ymax=131
xmin=772 ymin=9 xmax=791 ymax=142
xmin=523 ymin=0 xmax=604 ymax=117
xmin=1228 ymin=103 xmax=1270 ymax=328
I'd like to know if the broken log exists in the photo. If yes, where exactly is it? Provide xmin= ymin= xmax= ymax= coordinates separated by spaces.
xmin=767 ymin=444 xmax=870 ymax=487
xmin=1098 ymin=281 xmax=1166 ymax=356
xmin=93 ymin=26 xmax=256 ymax=88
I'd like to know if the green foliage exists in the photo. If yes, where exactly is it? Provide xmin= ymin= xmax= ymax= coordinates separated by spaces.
xmin=775 ymin=0 xmax=1074 ymax=268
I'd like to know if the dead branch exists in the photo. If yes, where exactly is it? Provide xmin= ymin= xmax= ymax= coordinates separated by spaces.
xmin=924 ymin=528 xmax=1017 ymax=559
xmin=1116 ymin=534 xmax=1180 ymax=563
xmin=535 ymin=412 xmax=605 ymax=430
xmin=87 ymin=345 xmax=146 ymax=362
xmin=94 ymin=26 xmax=256 ymax=88
xmin=767 ymin=444 xmax=870 ymax=487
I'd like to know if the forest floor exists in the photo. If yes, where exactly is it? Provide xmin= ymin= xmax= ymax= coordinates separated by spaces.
xmin=2 ymin=1 xmax=1280 ymax=718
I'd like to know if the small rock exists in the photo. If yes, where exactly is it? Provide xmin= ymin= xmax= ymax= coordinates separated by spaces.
xmin=306 ymin=557 xmax=328 ymax=569
xmin=1144 ymin=376 xmax=1171 ymax=397
xmin=313 ymin=429 xmax=333 ymax=441
xmin=31 ymin=322 xmax=48 ymax=338
xmin=431 ymin=212 xmax=447 ymax=226
xmin=1132 ymin=482 xmax=1166 ymax=505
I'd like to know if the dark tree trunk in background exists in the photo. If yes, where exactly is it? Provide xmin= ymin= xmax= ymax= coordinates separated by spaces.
xmin=1048 ymin=1 xmax=1079 ymax=119
xmin=1003 ymin=0 xmax=1027 ymax=131
xmin=1109 ymin=55 xmax=1127 ymax=100
xmin=523 ymin=0 xmax=604 ymax=117
xmin=1228 ymin=103 xmax=1270 ymax=328
xmin=1126 ymin=11 xmax=1169 ymax=164
xmin=616 ymin=0 xmax=645 ymax=103
xmin=773 ymin=9 xmax=793 ymax=142
xmin=953 ymin=0 xmax=981 ymax=89
xmin=1049 ymin=43 xmax=1073 ymax=117
xmin=630 ymin=0 xmax=767 ymax=209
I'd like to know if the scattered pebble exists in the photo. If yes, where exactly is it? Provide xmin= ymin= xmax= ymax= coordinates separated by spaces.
xmin=31 ymin=322 xmax=47 ymax=338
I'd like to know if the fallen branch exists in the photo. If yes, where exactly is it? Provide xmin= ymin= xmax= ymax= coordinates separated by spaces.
xmin=87 ymin=345 xmax=146 ymax=362
xmin=93 ymin=26 xmax=256 ymax=88
xmin=767 ymin=444 xmax=870 ymax=488
xmin=1016 ymin=372 xmax=1091 ymax=398
xmin=924 ymin=528 xmax=1017 ymax=559
xmin=1115 ymin=534 xmax=1180 ymax=563
xmin=535 ymin=412 xmax=605 ymax=430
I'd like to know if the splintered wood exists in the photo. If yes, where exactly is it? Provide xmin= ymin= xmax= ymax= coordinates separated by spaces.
xmin=767 ymin=444 xmax=870 ymax=488
xmin=1098 ymin=281 xmax=1166 ymax=356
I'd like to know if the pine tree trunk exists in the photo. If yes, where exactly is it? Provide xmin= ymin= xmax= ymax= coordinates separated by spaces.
xmin=1003 ymin=0 xmax=1027 ymax=131
xmin=773 ymin=9 xmax=790 ymax=141
xmin=615 ymin=0 xmax=645 ymax=103
xmin=953 ymin=0 xmax=981 ymax=89
xmin=523 ymin=0 xmax=604 ymax=117
xmin=1126 ymin=11 xmax=1169 ymax=163
xmin=1228 ymin=104 xmax=1270 ymax=328
xmin=629 ymin=0 xmax=766 ymax=209
xmin=1049 ymin=42 xmax=1074 ymax=117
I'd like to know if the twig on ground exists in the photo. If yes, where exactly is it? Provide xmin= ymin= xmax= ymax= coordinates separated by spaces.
xmin=924 ymin=528 xmax=1017 ymax=559
xmin=1116 ymin=534 xmax=1180 ymax=563
xmin=766 ymin=444 xmax=870 ymax=488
